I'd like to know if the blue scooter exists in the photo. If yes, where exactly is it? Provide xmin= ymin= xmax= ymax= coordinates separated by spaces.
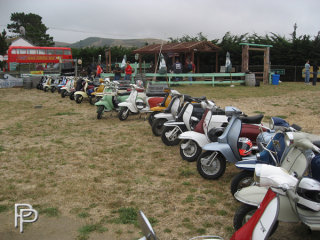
xmin=230 ymin=117 xmax=301 ymax=195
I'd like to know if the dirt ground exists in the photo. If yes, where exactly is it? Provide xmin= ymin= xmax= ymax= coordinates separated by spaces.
xmin=1 ymin=84 xmax=320 ymax=240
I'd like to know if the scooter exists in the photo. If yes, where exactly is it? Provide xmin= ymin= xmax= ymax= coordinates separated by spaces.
xmin=95 ymin=80 xmax=130 ymax=119
xmin=196 ymin=111 xmax=267 ymax=180
xmin=49 ymin=77 xmax=61 ymax=93
xmin=138 ymin=184 xmax=280 ymax=240
xmin=151 ymin=95 xmax=206 ymax=136
xmin=230 ymin=117 xmax=302 ymax=196
xmin=158 ymin=100 xmax=212 ymax=148
xmin=74 ymin=78 xmax=95 ymax=104
xmin=60 ymin=77 xmax=75 ymax=98
xmin=42 ymin=76 xmax=54 ymax=92
xmin=148 ymin=88 xmax=181 ymax=126
xmin=117 ymin=80 xmax=164 ymax=121
xmin=234 ymin=159 xmax=320 ymax=235
xmin=89 ymin=79 xmax=106 ymax=105
xmin=177 ymin=104 xmax=233 ymax=161
xmin=57 ymin=76 xmax=67 ymax=94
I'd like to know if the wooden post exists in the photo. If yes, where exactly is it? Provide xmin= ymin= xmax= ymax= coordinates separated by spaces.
xmin=108 ymin=49 xmax=111 ymax=73
xmin=191 ymin=51 xmax=195 ymax=64
xmin=263 ymin=47 xmax=270 ymax=84
xmin=241 ymin=45 xmax=249 ymax=72
xmin=197 ymin=54 xmax=200 ymax=73
xmin=215 ymin=52 xmax=219 ymax=72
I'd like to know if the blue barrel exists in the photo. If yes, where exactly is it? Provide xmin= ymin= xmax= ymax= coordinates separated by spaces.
xmin=272 ymin=74 xmax=280 ymax=85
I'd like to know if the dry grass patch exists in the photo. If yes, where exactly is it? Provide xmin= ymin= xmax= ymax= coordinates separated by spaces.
xmin=0 ymin=84 xmax=320 ymax=240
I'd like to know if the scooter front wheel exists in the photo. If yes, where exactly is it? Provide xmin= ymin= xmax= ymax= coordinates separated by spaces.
xmin=97 ymin=106 xmax=104 ymax=119
xmin=51 ymin=87 xmax=56 ymax=93
xmin=234 ymin=204 xmax=279 ymax=236
xmin=161 ymin=126 xmax=181 ymax=146
xmin=151 ymin=118 xmax=167 ymax=136
xmin=148 ymin=111 xmax=160 ymax=126
xmin=75 ymin=95 xmax=83 ymax=104
xmin=230 ymin=170 xmax=254 ymax=196
xmin=180 ymin=140 xmax=202 ymax=161
xmin=61 ymin=89 xmax=67 ymax=98
xmin=119 ymin=107 xmax=129 ymax=121
xmin=69 ymin=92 xmax=75 ymax=100
xmin=89 ymin=96 xmax=95 ymax=105
xmin=197 ymin=151 xmax=226 ymax=180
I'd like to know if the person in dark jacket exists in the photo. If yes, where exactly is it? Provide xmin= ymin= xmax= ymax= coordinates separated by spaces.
xmin=313 ymin=62 xmax=318 ymax=86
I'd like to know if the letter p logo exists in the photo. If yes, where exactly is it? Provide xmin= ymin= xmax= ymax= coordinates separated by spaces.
xmin=14 ymin=204 xmax=38 ymax=233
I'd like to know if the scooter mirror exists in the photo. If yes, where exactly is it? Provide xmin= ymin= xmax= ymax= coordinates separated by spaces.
xmin=138 ymin=211 xmax=157 ymax=240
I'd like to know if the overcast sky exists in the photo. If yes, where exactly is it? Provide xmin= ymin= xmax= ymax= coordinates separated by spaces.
xmin=0 ymin=0 xmax=319 ymax=43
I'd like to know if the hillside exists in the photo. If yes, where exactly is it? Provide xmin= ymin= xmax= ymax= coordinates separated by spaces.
xmin=55 ymin=37 xmax=164 ymax=48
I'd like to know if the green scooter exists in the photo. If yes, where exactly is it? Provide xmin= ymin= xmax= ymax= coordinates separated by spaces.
xmin=95 ymin=80 xmax=130 ymax=119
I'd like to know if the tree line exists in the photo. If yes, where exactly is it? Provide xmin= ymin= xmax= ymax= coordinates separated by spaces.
xmin=1 ymin=12 xmax=319 ymax=69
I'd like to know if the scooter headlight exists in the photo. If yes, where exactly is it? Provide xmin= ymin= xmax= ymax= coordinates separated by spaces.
xmin=285 ymin=132 xmax=294 ymax=146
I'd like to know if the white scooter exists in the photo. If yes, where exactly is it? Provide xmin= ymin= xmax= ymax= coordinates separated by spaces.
xmin=60 ymin=77 xmax=75 ymax=98
xmin=74 ymin=78 xmax=93 ymax=104
xmin=138 ymin=183 xmax=280 ymax=240
xmin=117 ymin=80 xmax=164 ymax=121
xmin=177 ymin=104 xmax=233 ymax=162
xmin=234 ymin=132 xmax=320 ymax=234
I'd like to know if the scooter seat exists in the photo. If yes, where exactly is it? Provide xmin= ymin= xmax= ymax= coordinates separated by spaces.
xmin=146 ymin=92 xmax=167 ymax=97
xmin=312 ymin=141 xmax=320 ymax=148
xmin=240 ymin=114 xmax=264 ymax=124
xmin=118 ymin=92 xmax=131 ymax=96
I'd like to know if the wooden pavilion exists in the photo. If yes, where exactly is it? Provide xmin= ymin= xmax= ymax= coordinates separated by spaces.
xmin=133 ymin=41 xmax=220 ymax=73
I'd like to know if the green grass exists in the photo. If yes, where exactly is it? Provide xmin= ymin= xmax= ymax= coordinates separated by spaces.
xmin=39 ymin=207 xmax=59 ymax=217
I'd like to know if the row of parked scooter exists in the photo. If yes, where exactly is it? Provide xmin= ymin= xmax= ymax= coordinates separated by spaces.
xmin=38 ymin=75 xmax=320 ymax=239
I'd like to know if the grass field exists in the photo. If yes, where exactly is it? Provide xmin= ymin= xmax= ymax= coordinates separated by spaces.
xmin=1 ymin=83 xmax=320 ymax=240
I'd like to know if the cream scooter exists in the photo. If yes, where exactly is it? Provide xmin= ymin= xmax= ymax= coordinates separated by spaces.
xmin=234 ymin=133 xmax=320 ymax=233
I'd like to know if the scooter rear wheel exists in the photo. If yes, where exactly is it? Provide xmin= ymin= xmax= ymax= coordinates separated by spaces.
xmin=197 ymin=151 xmax=226 ymax=180
xmin=230 ymin=170 xmax=254 ymax=196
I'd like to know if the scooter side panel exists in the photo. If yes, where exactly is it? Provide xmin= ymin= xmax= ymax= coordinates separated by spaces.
xmin=235 ymin=158 xmax=258 ymax=170
xmin=95 ymin=96 xmax=113 ymax=110
xmin=154 ymin=113 xmax=174 ymax=120
xmin=202 ymin=142 xmax=238 ymax=163
xmin=164 ymin=121 xmax=186 ymax=126
xmin=179 ymin=131 xmax=209 ymax=148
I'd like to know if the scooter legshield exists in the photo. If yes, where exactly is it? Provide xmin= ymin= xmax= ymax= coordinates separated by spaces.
xmin=202 ymin=142 xmax=238 ymax=163
xmin=95 ymin=95 xmax=114 ymax=110
xmin=231 ymin=188 xmax=279 ymax=240
xmin=234 ymin=186 xmax=267 ymax=206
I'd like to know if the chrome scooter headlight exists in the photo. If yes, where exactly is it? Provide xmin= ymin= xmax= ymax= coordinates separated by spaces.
xmin=269 ymin=117 xmax=275 ymax=130
xmin=285 ymin=132 xmax=294 ymax=146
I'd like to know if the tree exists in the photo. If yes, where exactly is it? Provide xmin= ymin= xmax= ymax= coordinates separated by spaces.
xmin=7 ymin=12 xmax=54 ymax=46
xmin=0 ymin=29 xmax=8 ymax=55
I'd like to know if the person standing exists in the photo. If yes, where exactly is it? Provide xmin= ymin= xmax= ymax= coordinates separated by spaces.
xmin=124 ymin=61 xmax=132 ymax=80
xmin=96 ymin=63 xmax=103 ymax=78
xmin=312 ymin=62 xmax=318 ymax=86
xmin=113 ymin=63 xmax=122 ymax=81
xmin=172 ymin=59 xmax=182 ymax=81
xmin=305 ymin=60 xmax=310 ymax=85
xmin=187 ymin=60 xmax=196 ymax=82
